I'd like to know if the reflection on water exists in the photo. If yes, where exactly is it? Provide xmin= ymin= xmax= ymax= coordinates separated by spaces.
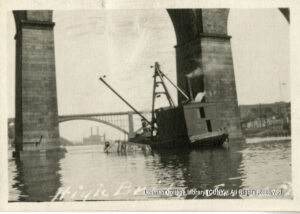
xmin=8 ymin=138 xmax=292 ymax=201
xmin=8 ymin=150 xmax=65 ymax=202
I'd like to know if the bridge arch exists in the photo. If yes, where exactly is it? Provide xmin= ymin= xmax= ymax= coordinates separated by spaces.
xmin=58 ymin=117 xmax=129 ymax=135
xmin=11 ymin=8 xmax=290 ymax=150
xmin=167 ymin=9 xmax=289 ymax=47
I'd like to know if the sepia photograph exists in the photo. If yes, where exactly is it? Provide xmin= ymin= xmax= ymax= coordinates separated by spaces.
xmin=1 ymin=0 xmax=299 ymax=211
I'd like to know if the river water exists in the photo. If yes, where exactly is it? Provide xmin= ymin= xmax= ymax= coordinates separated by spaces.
xmin=8 ymin=138 xmax=292 ymax=201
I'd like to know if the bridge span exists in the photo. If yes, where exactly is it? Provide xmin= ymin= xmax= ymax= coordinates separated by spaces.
xmin=8 ymin=110 xmax=151 ymax=140
xmin=58 ymin=111 xmax=151 ymax=138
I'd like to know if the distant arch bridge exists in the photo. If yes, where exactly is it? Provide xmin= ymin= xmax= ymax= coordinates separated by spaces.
xmin=8 ymin=111 xmax=151 ymax=139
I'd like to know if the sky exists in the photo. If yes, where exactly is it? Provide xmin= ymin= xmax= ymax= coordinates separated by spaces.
xmin=6 ymin=9 xmax=290 ymax=141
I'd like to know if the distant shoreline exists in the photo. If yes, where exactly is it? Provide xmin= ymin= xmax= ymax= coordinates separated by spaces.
xmin=246 ymin=136 xmax=291 ymax=144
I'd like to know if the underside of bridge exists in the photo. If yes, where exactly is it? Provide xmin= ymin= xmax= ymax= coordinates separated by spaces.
xmin=13 ymin=9 xmax=289 ymax=151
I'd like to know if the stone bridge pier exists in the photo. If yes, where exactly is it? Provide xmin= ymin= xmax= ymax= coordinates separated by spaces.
xmin=13 ymin=11 xmax=60 ymax=152
xmin=168 ymin=9 xmax=242 ymax=139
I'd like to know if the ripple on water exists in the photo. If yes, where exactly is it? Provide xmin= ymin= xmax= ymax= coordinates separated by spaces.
xmin=8 ymin=139 xmax=291 ymax=201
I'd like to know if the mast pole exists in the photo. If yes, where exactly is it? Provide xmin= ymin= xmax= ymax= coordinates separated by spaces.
xmin=160 ymin=70 xmax=190 ymax=101
xmin=151 ymin=70 xmax=157 ymax=137
xmin=99 ymin=76 xmax=153 ymax=127
xmin=155 ymin=62 xmax=175 ymax=107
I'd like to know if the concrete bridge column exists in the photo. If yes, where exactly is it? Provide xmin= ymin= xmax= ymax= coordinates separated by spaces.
xmin=169 ymin=9 xmax=243 ymax=139
xmin=13 ymin=11 xmax=60 ymax=152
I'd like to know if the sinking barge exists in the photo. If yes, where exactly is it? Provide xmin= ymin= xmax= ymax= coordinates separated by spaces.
xmin=99 ymin=62 xmax=229 ymax=149
xmin=132 ymin=103 xmax=229 ymax=149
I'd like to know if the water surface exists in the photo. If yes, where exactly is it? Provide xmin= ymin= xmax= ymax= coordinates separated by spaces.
xmin=8 ymin=138 xmax=292 ymax=201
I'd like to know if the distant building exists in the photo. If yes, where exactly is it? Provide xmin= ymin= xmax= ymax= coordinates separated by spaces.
xmin=82 ymin=127 xmax=106 ymax=145
xmin=239 ymin=101 xmax=290 ymax=120
xmin=239 ymin=101 xmax=291 ymax=132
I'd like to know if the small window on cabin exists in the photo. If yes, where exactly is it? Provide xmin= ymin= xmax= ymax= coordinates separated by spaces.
xmin=199 ymin=107 xmax=205 ymax=118
xmin=206 ymin=120 xmax=212 ymax=132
